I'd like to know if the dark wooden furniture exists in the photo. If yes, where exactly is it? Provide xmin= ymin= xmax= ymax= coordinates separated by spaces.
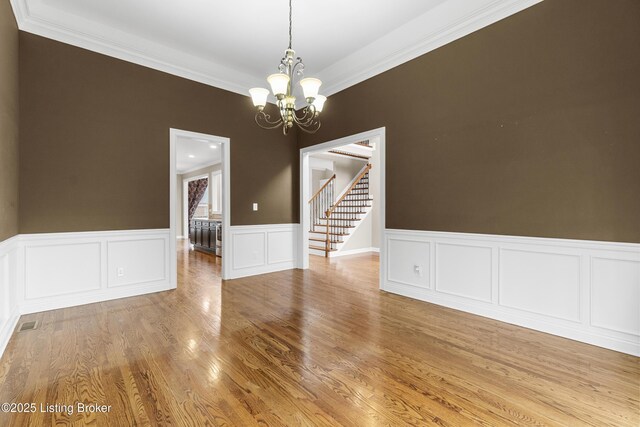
xmin=189 ymin=219 xmax=217 ymax=254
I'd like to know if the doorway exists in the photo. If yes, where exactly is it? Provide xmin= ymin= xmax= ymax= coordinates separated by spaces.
xmin=170 ymin=129 xmax=231 ymax=283
xmin=299 ymin=127 xmax=386 ymax=288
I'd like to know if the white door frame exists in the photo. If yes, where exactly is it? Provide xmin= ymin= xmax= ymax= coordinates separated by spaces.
xmin=298 ymin=127 xmax=386 ymax=288
xmin=170 ymin=128 xmax=231 ymax=282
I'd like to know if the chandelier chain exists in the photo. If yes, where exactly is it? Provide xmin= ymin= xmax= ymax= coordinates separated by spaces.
xmin=288 ymin=0 xmax=293 ymax=49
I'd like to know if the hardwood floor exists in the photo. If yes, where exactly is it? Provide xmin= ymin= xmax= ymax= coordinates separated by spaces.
xmin=0 ymin=243 xmax=638 ymax=426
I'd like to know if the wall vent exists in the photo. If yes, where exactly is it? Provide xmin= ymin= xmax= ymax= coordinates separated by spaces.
xmin=19 ymin=321 xmax=38 ymax=332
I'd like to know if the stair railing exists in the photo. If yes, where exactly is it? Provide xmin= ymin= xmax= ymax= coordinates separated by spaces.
xmin=308 ymin=174 xmax=336 ymax=234
xmin=324 ymin=163 xmax=372 ymax=257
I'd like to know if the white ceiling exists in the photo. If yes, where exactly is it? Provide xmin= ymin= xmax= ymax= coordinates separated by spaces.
xmin=10 ymin=0 xmax=542 ymax=98
xmin=176 ymin=136 xmax=221 ymax=174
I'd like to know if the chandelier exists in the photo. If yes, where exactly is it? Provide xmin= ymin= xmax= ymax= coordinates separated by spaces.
xmin=249 ymin=0 xmax=326 ymax=135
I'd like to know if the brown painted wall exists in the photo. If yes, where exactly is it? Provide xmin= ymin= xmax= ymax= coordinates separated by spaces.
xmin=0 ymin=1 xmax=19 ymax=242
xmin=299 ymin=0 xmax=640 ymax=243
xmin=19 ymin=33 xmax=298 ymax=233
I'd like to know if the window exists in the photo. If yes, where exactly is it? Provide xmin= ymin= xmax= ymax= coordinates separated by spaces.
xmin=210 ymin=171 xmax=222 ymax=214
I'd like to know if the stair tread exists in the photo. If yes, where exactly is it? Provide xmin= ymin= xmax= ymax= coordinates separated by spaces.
xmin=329 ymin=206 xmax=372 ymax=209
xmin=309 ymin=233 xmax=349 ymax=237
xmin=325 ymin=213 xmax=365 ymax=216
xmin=309 ymin=237 xmax=342 ymax=243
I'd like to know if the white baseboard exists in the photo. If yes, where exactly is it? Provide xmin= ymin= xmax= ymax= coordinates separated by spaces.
xmin=383 ymin=229 xmax=640 ymax=356
xmin=330 ymin=247 xmax=380 ymax=258
xmin=20 ymin=282 xmax=174 ymax=315
xmin=0 ymin=308 xmax=19 ymax=359
xmin=227 ymin=224 xmax=299 ymax=279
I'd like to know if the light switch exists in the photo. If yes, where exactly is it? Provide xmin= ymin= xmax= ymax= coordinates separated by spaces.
xmin=253 ymin=203 xmax=258 ymax=211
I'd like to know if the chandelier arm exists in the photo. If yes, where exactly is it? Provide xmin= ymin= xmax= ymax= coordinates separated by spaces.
xmin=292 ymin=107 xmax=309 ymax=123
xmin=293 ymin=114 xmax=313 ymax=127
xmin=306 ymin=103 xmax=317 ymax=117
xmin=297 ymin=120 xmax=321 ymax=134
xmin=293 ymin=114 xmax=311 ymax=127
xmin=292 ymin=104 xmax=317 ymax=125
xmin=292 ymin=109 xmax=318 ymax=128
xmin=257 ymin=110 xmax=283 ymax=126
xmin=255 ymin=111 xmax=284 ymax=130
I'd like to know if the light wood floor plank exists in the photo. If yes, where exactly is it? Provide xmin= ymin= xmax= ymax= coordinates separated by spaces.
xmin=0 ymin=243 xmax=638 ymax=426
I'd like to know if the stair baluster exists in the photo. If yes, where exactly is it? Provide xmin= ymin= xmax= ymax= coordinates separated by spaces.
xmin=323 ymin=164 xmax=372 ymax=257
xmin=308 ymin=174 xmax=336 ymax=248
xmin=309 ymin=164 xmax=372 ymax=257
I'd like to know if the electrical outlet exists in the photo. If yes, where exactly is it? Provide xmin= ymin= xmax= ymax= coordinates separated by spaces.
xmin=117 ymin=267 xmax=125 ymax=277
xmin=414 ymin=265 xmax=423 ymax=277
xmin=252 ymin=203 xmax=258 ymax=211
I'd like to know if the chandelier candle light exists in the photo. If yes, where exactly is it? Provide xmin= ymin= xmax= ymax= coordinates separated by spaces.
xmin=249 ymin=0 xmax=326 ymax=134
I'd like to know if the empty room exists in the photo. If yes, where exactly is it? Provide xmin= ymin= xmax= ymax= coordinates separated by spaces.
xmin=0 ymin=0 xmax=638 ymax=425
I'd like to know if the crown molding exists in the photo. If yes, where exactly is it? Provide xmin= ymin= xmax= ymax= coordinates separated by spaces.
xmin=318 ymin=0 xmax=543 ymax=96
xmin=10 ymin=0 xmax=542 ymax=99
xmin=9 ymin=0 xmax=260 ymax=97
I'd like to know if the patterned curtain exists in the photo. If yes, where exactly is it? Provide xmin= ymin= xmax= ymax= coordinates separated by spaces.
xmin=187 ymin=178 xmax=208 ymax=221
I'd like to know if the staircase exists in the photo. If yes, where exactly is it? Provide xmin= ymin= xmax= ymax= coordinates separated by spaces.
xmin=308 ymin=164 xmax=373 ymax=257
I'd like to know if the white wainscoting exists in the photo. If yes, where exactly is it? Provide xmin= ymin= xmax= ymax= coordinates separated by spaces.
xmin=0 ymin=236 xmax=20 ymax=359
xmin=0 ymin=224 xmax=299 ymax=359
xmin=228 ymin=224 xmax=298 ymax=279
xmin=383 ymin=229 xmax=640 ymax=356
xmin=17 ymin=229 xmax=174 ymax=315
